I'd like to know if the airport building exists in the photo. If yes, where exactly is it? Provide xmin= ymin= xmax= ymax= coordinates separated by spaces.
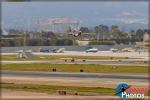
xmin=136 ymin=30 xmax=150 ymax=51
xmin=143 ymin=31 xmax=150 ymax=47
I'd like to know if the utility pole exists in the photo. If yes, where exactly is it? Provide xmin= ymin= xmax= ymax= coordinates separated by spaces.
xmin=24 ymin=31 xmax=26 ymax=48
xmin=97 ymin=32 xmax=100 ymax=41
xmin=102 ymin=32 xmax=104 ymax=42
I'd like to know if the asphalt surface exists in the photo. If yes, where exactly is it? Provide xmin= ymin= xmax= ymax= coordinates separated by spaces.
xmin=49 ymin=59 xmax=148 ymax=65
xmin=2 ymin=71 xmax=149 ymax=80
xmin=1 ymin=59 xmax=148 ymax=65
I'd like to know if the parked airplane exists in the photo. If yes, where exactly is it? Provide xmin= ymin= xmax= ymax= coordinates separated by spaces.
xmin=52 ymin=48 xmax=65 ymax=53
xmin=85 ymin=46 xmax=98 ymax=53
xmin=40 ymin=48 xmax=65 ymax=53
xmin=110 ymin=48 xmax=119 ymax=52
xmin=40 ymin=49 xmax=50 ymax=53
xmin=122 ymin=47 xmax=134 ymax=52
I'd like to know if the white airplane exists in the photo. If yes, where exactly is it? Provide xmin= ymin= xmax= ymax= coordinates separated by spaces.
xmin=110 ymin=48 xmax=119 ymax=52
xmin=52 ymin=48 xmax=65 ymax=53
xmin=86 ymin=47 xmax=98 ymax=53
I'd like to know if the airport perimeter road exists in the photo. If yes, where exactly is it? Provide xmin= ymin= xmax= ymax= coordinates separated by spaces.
xmin=1 ymin=59 xmax=148 ymax=65
xmin=49 ymin=59 xmax=148 ymax=66
xmin=2 ymin=71 xmax=149 ymax=80
xmin=1 ymin=61 xmax=49 ymax=64
xmin=2 ymin=51 xmax=149 ymax=59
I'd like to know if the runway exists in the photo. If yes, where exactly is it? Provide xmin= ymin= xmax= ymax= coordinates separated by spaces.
xmin=2 ymin=71 xmax=149 ymax=99
xmin=2 ymin=89 xmax=120 ymax=100
xmin=2 ymin=71 xmax=149 ymax=80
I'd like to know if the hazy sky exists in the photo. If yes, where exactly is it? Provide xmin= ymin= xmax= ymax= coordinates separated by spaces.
xmin=2 ymin=1 xmax=148 ymax=30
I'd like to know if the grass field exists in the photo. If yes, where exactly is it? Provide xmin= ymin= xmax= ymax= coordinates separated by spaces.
xmin=2 ymin=55 xmax=128 ymax=61
xmin=2 ymin=63 xmax=148 ymax=73
xmin=2 ymin=55 xmax=44 ymax=61
xmin=1 ymin=82 xmax=115 ymax=95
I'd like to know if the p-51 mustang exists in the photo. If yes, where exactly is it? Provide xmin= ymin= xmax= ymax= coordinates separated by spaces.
xmin=67 ymin=26 xmax=82 ymax=37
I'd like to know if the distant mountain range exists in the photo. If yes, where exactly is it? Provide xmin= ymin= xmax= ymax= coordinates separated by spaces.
xmin=2 ymin=1 xmax=148 ymax=32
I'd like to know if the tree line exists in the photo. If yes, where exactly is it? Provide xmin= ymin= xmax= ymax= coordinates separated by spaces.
xmin=1 ymin=24 xmax=148 ymax=47
xmin=80 ymin=25 xmax=147 ymax=45
xmin=0 ymin=30 xmax=76 ymax=47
